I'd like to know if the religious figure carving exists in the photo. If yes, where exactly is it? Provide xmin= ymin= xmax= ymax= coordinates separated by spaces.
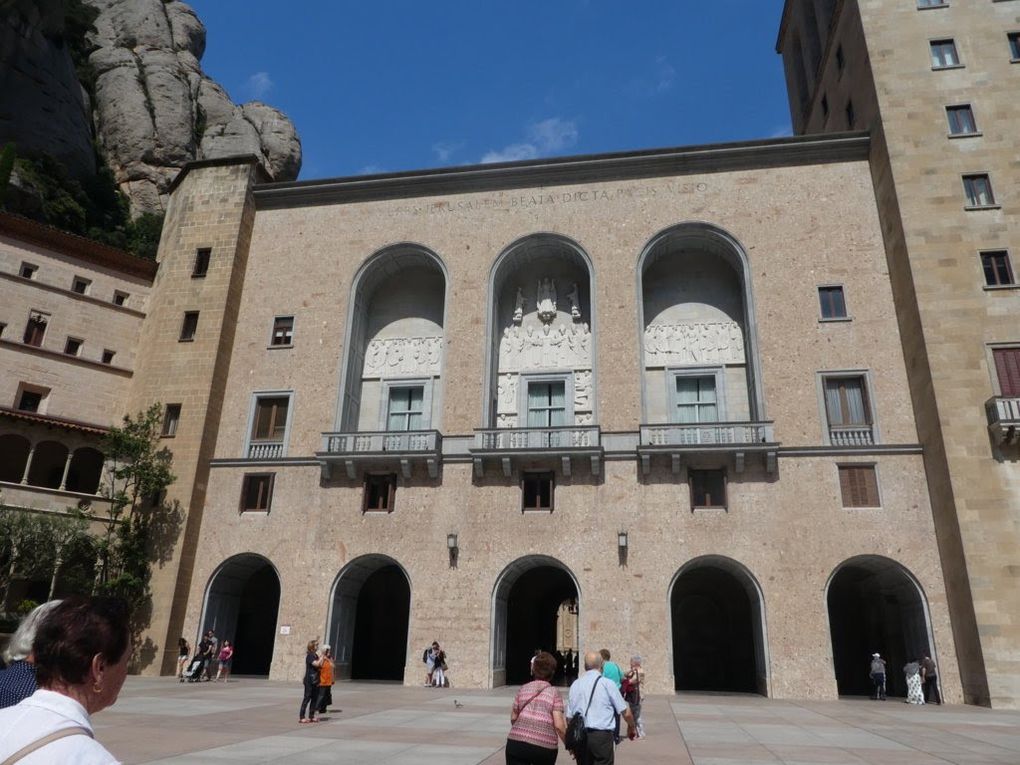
xmin=498 ymin=320 xmax=592 ymax=372
xmin=512 ymin=287 xmax=526 ymax=325
xmin=363 ymin=336 xmax=443 ymax=377
xmin=642 ymin=321 xmax=745 ymax=366
xmin=566 ymin=282 xmax=582 ymax=320
xmin=497 ymin=413 xmax=517 ymax=428
xmin=574 ymin=370 xmax=592 ymax=410
xmin=497 ymin=373 xmax=518 ymax=413
xmin=536 ymin=278 xmax=557 ymax=324
xmin=575 ymin=412 xmax=593 ymax=426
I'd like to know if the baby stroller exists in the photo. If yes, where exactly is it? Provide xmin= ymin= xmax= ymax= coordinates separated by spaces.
xmin=180 ymin=654 xmax=206 ymax=682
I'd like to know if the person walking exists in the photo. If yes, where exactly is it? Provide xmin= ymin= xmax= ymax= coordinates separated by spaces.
xmin=505 ymin=651 xmax=565 ymax=765
xmin=215 ymin=640 xmax=234 ymax=682
xmin=920 ymin=654 xmax=942 ymax=705
xmin=177 ymin=637 xmax=190 ymax=680
xmin=904 ymin=659 xmax=925 ymax=704
xmin=317 ymin=646 xmax=335 ymax=713
xmin=623 ymin=655 xmax=645 ymax=738
xmin=598 ymin=649 xmax=623 ymax=742
xmin=299 ymin=640 xmax=322 ymax=723
xmin=566 ymin=650 xmax=636 ymax=765
xmin=869 ymin=653 xmax=887 ymax=700
xmin=204 ymin=630 xmax=219 ymax=681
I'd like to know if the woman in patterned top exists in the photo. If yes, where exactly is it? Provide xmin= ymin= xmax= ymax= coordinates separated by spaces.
xmin=506 ymin=651 xmax=566 ymax=764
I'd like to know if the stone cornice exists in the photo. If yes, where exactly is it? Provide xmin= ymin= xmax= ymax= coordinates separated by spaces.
xmin=252 ymin=133 xmax=871 ymax=211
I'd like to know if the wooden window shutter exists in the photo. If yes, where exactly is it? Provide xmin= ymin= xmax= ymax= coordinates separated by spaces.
xmin=993 ymin=348 xmax=1020 ymax=397
xmin=839 ymin=465 xmax=879 ymax=507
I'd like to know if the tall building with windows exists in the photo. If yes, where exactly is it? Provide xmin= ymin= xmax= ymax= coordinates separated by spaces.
xmin=778 ymin=0 xmax=1020 ymax=708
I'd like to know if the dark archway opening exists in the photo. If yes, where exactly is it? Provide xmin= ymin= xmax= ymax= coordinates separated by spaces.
xmin=350 ymin=565 xmax=410 ymax=681
xmin=504 ymin=566 xmax=578 ymax=685
xmin=0 ymin=434 xmax=30 ymax=483
xmin=27 ymin=441 xmax=67 ymax=489
xmin=202 ymin=554 xmax=280 ymax=676
xmin=827 ymin=558 xmax=931 ymax=698
xmin=66 ymin=447 xmax=104 ymax=494
xmin=671 ymin=564 xmax=762 ymax=694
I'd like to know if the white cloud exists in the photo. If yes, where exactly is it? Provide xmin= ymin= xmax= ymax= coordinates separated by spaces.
xmin=481 ymin=117 xmax=579 ymax=164
xmin=359 ymin=164 xmax=385 ymax=175
xmin=628 ymin=55 xmax=676 ymax=97
xmin=245 ymin=71 xmax=273 ymax=99
xmin=653 ymin=55 xmax=676 ymax=94
xmin=432 ymin=141 xmax=464 ymax=163
xmin=769 ymin=124 xmax=793 ymax=138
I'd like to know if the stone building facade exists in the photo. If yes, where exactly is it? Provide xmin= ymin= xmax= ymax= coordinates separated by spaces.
xmin=778 ymin=0 xmax=1020 ymax=709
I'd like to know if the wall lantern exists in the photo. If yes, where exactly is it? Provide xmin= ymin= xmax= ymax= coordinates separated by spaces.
xmin=618 ymin=530 xmax=628 ymax=566
xmin=447 ymin=533 xmax=459 ymax=568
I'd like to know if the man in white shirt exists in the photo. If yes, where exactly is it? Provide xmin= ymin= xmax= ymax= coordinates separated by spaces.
xmin=566 ymin=651 xmax=636 ymax=765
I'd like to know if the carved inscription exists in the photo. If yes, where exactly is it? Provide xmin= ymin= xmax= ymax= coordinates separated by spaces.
xmin=363 ymin=336 xmax=443 ymax=378
xmin=643 ymin=321 xmax=745 ymax=366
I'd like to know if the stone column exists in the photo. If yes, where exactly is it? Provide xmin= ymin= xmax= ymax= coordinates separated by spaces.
xmin=20 ymin=442 xmax=35 ymax=484
xmin=58 ymin=449 xmax=73 ymax=490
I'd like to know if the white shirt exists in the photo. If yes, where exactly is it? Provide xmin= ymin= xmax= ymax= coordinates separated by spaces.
xmin=566 ymin=669 xmax=629 ymax=731
xmin=0 ymin=689 xmax=120 ymax=764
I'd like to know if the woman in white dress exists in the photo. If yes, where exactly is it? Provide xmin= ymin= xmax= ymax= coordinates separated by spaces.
xmin=903 ymin=660 xmax=925 ymax=704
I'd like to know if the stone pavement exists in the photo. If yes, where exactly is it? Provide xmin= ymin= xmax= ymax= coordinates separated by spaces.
xmin=93 ymin=678 xmax=1020 ymax=764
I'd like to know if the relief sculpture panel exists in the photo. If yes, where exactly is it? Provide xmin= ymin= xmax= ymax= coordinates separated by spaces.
xmin=643 ymin=321 xmax=745 ymax=366
xmin=363 ymin=336 xmax=443 ymax=378
xmin=499 ymin=323 xmax=591 ymax=372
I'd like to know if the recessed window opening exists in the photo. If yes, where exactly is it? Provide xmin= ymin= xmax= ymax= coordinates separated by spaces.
xmin=63 ymin=337 xmax=83 ymax=356
xmin=1008 ymin=32 xmax=1020 ymax=61
xmin=993 ymin=348 xmax=1020 ymax=397
xmin=838 ymin=465 xmax=880 ymax=507
xmin=819 ymin=286 xmax=848 ymax=319
xmin=691 ymin=469 xmax=727 ymax=509
xmin=963 ymin=174 xmax=995 ymax=207
xmin=527 ymin=381 xmax=567 ymax=427
xmin=270 ymin=315 xmax=294 ymax=346
xmin=252 ymin=396 xmax=289 ymax=442
xmin=930 ymin=39 xmax=961 ymax=68
xmin=16 ymin=388 xmax=44 ymax=413
xmin=387 ymin=386 xmax=425 ymax=431
xmin=162 ymin=403 xmax=182 ymax=437
xmin=19 ymin=262 xmax=37 ymax=279
xmin=522 ymin=471 xmax=554 ymax=512
xmin=363 ymin=473 xmax=396 ymax=512
xmin=23 ymin=311 xmax=48 ymax=347
xmin=101 ymin=349 xmax=116 ymax=365
xmin=193 ymin=248 xmax=211 ymax=277
xmin=946 ymin=105 xmax=977 ymax=135
xmin=179 ymin=311 xmax=199 ymax=341
xmin=824 ymin=377 xmax=871 ymax=427
xmin=982 ymin=251 xmax=1014 ymax=287
xmin=675 ymin=376 xmax=718 ymax=423
xmin=240 ymin=473 xmax=274 ymax=512
xmin=71 ymin=276 xmax=91 ymax=295
xmin=113 ymin=291 xmax=129 ymax=306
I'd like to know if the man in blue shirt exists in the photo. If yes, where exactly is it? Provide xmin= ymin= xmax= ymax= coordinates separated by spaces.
xmin=567 ymin=651 xmax=636 ymax=764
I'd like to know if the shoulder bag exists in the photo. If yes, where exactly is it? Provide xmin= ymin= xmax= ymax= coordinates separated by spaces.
xmin=0 ymin=726 xmax=92 ymax=765
xmin=565 ymin=678 xmax=601 ymax=753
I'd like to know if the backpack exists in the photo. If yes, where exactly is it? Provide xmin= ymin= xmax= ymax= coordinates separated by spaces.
xmin=565 ymin=678 xmax=601 ymax=753
xmin=422 ymin=648 xmax=430 ymax=663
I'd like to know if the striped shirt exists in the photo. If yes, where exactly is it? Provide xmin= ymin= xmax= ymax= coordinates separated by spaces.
xmin=508 ymin=680 xmax=563 ymax=750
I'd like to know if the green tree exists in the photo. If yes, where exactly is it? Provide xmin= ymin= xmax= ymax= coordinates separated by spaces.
xmin=38 ymin=510 xmax=93 ymax=600
xmin=0 ymin=506 xmax=46 ymax=610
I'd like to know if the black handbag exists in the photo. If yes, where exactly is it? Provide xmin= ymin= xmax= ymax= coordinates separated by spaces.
xmin=565 ymin=678 xmax=601 ymax=753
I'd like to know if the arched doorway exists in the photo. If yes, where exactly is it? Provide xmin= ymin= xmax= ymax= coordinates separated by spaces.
xmin=326 ymin=555 xmax=411 ymax=682
xmin=827 ymin=556 xmax=934 ymax=698
xmin=201 ymin=554 xmax=280 ymax=676
xmin=670 ymin=556 xmax=769 ymax=695
xmin=492 ymin=556 xmax=580 ymax=686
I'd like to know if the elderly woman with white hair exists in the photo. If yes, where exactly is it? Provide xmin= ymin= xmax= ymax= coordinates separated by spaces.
xmin=0 ymin=600 xmax=61 ymax=709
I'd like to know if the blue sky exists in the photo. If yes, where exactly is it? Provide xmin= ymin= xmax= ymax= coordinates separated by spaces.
xmin=188 ymin=1 xmax=792 ymax=180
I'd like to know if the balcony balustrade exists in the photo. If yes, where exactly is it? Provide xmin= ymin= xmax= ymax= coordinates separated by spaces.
xmin=471 ymin=425 xmax=602 ymax=477
xmin=638 ymin=421 xmax=778 ymax=474
xmin=317 ymin=429 xmax=442 ymax=479
xmin=828 ymin=425 xmax=875 ymax=447
xmin=986 ymin=397 xmax=1020 ymax=445
xmin=247 ymin=441 xmax=284 ymax=460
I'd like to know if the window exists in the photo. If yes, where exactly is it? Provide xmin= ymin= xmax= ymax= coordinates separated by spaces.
xmin=963 ymin=174 xmax=996 ymax=207
xmin=251 ymin=396 xmax=289 ymax=441
xmin=993 ymin=348 xmax=1020 ymax=397
xmin=71 ymin=276 xmax=91 ymax=295
xmin=835 ymin=44 xmax=845 ymax=72
xmin=162 ymin=404 xmax=182 ymax=437
xmin=522 ymin=471 xmax=554 ymax=512
xmin=930 ymin=39 xmax=960 ymax=68
xmin=821 ymin=94 xmax=829 ymax=119
xmin=63 ymin=337 xmax=83 ymax=356
xmin=917 ymin=0 xmax=947 ymax=7
xmin=674 ymin=376 xmax=718 ymax=423
xmin=240 ymin=473 xmax=274 ymax=513
xmin=838 ymin=465 xmax=880 ymax=508
xmin=527 ymin=381 xmax=567 ymax=427
xmin=1009 ymin=32 xmax=1020 ymax=61
xmin=101 ymin=349 xmax=116 ymax=365
xmin=270 ymin=315 xmax=294 ymax=346
xmin=113 ymin=291 xmax=129 ymax=306
xmin=946 ymin=105 xmax=977 ymax=135
xmin=19 ymin=263 xmax=37 ymax=279
xmin=23 ymin=311 xmax=48 ymax=347
xmin=0 ymin=322 xmax=5 ymax=339
xmin=824 ymin=377 xmax=871 ymax=426
xmin=17 ymin=389 xmax=43 ymax=413
xmin=363 ymin=473 xmax=396 ymax=512
xmin=179 ymin=311 xmax=199 ymax=341
xmin=981 ymin=251 xmax=1015 ymax=287
xmin=845 ymin=100 xmax=856 ymax=129
xmin=192 ymin=248 xmax=211 ymax=277
xmin=690 ymin=469 xmax=727 ymax=509
xmin=819 ymin=286 xmax=848 ymax=319
xmin=387 ymin=386 xmax=425 ymax=431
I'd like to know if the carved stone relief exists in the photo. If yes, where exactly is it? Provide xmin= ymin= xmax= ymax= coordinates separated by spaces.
xmin=363 ymin=336 xmax=443 ymax=378
xmin=573 ymin=370 xmax=592 ymax=411
xmin=499 ymin=323 xmax=591 ymax=372
xmin=643 ymin=321 xmax=745 ymax=366
xmin=497 ymin=373 xmax=518 ymax=414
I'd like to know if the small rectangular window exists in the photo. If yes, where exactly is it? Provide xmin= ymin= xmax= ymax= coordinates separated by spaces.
xmin=363 ymin=473 xmax=396 ymax=513
xmin=252 ymin=396 xmax=289 ymax=441
xmin=1009 ymin=32 xmax=1020 ymax=61
xmin=17 ymin=389 xmax=43 ymax=413
xmin=162 ymin=403 xmax=182 ymax=437
xmin=526 ymin=381 xmax=567 ymax=427
xmin=930 ymin=39 xmax=961 ymax=68
xmin=522 ymin=471 xmax=554 ymax=512
xmin=845 ymin=100 xmax=856 ymax=129
xmin=23 ymin=311 xmax=48 ymax=347
xmin=193 ymin=248 xmax=211 ymax=277
xmin=101 ymin=349 xmax=116 ymax=365
xmin=240 ymin=473 xmax=274 ymax=513
xmin=19 ymin=263 xmax=37 ymax=279
xmin=946 ymin=105 xmax=977 ymax=135
xmin=113 ymin=291 xmax=129 ymax=306
xmin=674 ymin=376 xmax=718 ymax=423
xmin=835 ymin=44 xmax=845 ymax=72
xmin=690 ymin=469 xmax=727 ymax=509
xmin=982 ymin=251 xmax=1015 ymax=287
xmin=271 ymin=316 xmax=294 ymax=346
xmin=179 ymin=311 xmax=199 ymax=341
xmin=963 ymin=174 xmax=995 ymax=207
xmin=819 ymin=286 xmax=848 ymax=319
xmin=917 ymin=0 xmax=948 ymax=7
xmin=63 ymin=337 xmax=83 ymax=356
xmin=387 ymin=386 xmax=425 ymax=431
xmin=824 ymin=376 xmax=872 ymax=427
xmin=71 ymin=276 xmax=91 ymax=295
xmin=993 ymin=348 xmax=1020 ymax=397
xmin=838 ymin=465 xmax=880 ymax=508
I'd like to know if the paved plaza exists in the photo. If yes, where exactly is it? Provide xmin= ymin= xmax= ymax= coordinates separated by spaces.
xmin=89 ymin=677 xmax=1020 ymax=764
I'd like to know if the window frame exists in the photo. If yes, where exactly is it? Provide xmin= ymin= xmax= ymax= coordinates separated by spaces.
xmin=23 ymin=310 xmax=49 ymax=347
xmin=666 ymin=367 xmax=727 ymax=424
xmin=1008 ymin=31 xmax=1020 ymax=62
xmin=14 ymin=382 xmax=49 ymax=414
xmin=929 ymin=38 xmax=963 ymax=69
xmin=917 ymin=0 xmax=948 ymax=8
xmin=962 ymin=173 xmax=997 ymax=209
xmin=179 ymin=311 xmax=199 ymax=342
xmin=239 ymin=472 xmax=275 ymax=514
xmin=379 ymin=379 xmax=432 ymax=431
xmin=63 ymin=336 xmax=83 ymax=356
xmin=987 ymin=344 xmax=1020 ymax=397
xmin=816 ymin=370 xmax=881 ymax=445
xmin=113 ymin=290 xmax=129 ymax=307
xmin=162 ymin=403 xmax=182 ymax=438
xmin=192 ymin=248 xmax=211 ymax=278
xmin=945 ymin=104 xmax=979 ymax=138
xmin=818 ymin=284 xmax=851 ymax=321
xmin=71 ymin=276 xmax=91 ymax=295
xmin=269 ymin=314 xmax=295 ymax=348
xmin=244 ymin=390 xmax=295 ymax=455
xmin=19 ymin=262 xmax=38 ymax=280
xmin=101 ymin=349 xmax=116 ymax=365
xmin=518 ymin=372 xmax=574 ymax=428
xmin=837 ymin=463 xmax=882 ymax=509
xmin=980 ymin=250 xmax=1016 ymax=289
xmin=689 ymin=468 xmax=728 ymax=511
xmin=362 ymin=473 xmax=397 ymax=513
xmin=521 ymin=470 xmax=555 ymax=513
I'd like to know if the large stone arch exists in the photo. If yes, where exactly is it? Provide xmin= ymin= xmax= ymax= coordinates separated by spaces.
xmin=0 ymin=433 xmax=31 ymax=483
xmin=491 ymin=554 xmax=581 ymax=687
xmin=668 ymin=554 xmax=771 ymax=695
xmin=325 ymin=554 xmax=412 ymax=681
xmin=66 ymin=446 xmax=104 ymax=494
xmin=26 ymin=440 xmax=68 ymax=489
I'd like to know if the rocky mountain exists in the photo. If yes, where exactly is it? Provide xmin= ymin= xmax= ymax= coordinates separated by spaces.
xmin=1 ymin=0 xmax=301 ymax=215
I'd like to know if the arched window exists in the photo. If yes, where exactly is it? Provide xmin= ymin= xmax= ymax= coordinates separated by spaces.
xmin=0 ymin=434 xmax=31 ymax=483
xmin=27 ymin=440 xmax=68 ymax=489
xmin=66 ymin=447 xmax=104 ymax=494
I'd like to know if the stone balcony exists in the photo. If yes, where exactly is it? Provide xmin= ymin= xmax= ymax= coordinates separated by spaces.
xmin=986 ymin=396 xmax=1020 ymax=445
xmin=470 ymin=425 xmax=602 ymax=477
xmin=316 ymin=430 xmax=442 ymax=479
xmin=638 ymin=421 xmax=778 ymax=474
xmin=828 ymin=425 xmax=875 ymax=447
